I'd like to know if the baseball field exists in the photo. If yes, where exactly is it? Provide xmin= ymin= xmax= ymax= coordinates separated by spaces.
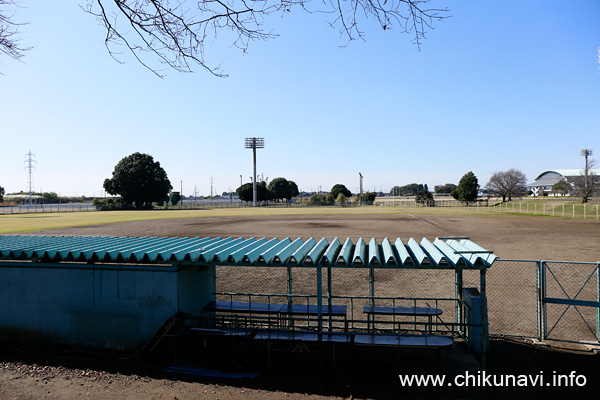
xmin=1 ymin=206 xmax=599 ymax=399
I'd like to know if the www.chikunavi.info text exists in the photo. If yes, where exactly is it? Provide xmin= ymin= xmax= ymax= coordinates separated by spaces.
xmin=399 ymin=371 xmax=587 ymax=387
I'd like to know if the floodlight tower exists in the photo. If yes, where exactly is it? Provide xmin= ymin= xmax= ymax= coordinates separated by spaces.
xmin=244 ymin=137 xmax=264 ymax=207
xmin=581 ymin=149 xmax=593 ymax=189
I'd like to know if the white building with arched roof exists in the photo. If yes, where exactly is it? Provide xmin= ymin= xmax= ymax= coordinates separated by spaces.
xmin=527 ymin=169 xmax=600 ymax=196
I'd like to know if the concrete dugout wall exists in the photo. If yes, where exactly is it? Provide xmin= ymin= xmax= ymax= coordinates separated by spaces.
xmin=0 ymin=262 xmax=214 ymax=351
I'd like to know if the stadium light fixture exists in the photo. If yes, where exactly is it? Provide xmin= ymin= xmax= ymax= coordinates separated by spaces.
xmin=245 ymin=138 xmax=265 ymax=207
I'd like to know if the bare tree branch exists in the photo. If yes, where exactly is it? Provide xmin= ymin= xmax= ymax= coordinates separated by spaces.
xmin=83 ymin=0 xmax=449 ymax=76
xmin=0 ymin=1 xmax=449 ymax=76
xmin=571 ymin=159 xmax=600 ymax=203
xmin=485 ymin=169 xmax=527 ymax=202
xmin=0 ymin=0 xmax=31 ymax=62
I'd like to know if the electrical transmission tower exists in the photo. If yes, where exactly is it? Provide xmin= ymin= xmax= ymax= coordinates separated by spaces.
xmin=24 ymin=150 xmax=36 ymax=206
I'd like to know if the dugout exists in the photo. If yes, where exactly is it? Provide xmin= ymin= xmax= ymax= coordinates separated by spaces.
xmin=0 ymin=235 xmax=495 ymax=361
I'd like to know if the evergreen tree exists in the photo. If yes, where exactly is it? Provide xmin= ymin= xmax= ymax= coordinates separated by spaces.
xmin=331 ymin=184 xmax=352 ymax=199
xmin=452 ymin=171 xmax=479 ymax=202
xmin=103 ymin=152 xmax=172 ymax=209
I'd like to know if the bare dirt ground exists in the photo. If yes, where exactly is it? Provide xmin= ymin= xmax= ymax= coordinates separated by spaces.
xmin=33 ymin=212 xmax=600 ymax=261
xmin=2 ymin=212 xmax=600 ymax=399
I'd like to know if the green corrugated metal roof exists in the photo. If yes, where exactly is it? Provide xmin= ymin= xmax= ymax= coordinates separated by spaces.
xmin=0 ymin=235 xmax=497 ymax=269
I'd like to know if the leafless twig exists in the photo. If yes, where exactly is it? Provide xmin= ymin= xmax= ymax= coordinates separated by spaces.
xmin=1 ymin=1 xmax=449 ymax=76
xmin=0 ymin=0 xmax=31 ymax=62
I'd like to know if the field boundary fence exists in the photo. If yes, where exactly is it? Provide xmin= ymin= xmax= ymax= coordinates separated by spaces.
xmin=376 ymin=199 xmax=600 ymax=220
xmin=214 ymin=260 xmax=599 ymax=347
xmin=487 ymin=259 xmax=600 ymax=345
xmin=0 ymin=204 xmax=96 ymax=215
xmin=490 ymin=201 xmax=600 ymax=220
xmin=4 ymin=196 xmax=600 ymax=220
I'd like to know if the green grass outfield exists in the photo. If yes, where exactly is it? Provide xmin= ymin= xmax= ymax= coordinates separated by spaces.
xmin=0 ymin=206 xmax=495 ymax=234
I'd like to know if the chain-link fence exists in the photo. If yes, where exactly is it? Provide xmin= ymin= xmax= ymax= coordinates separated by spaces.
xmin=466 ymin=260 xmax=540 ymax=339
xmin=215 ymin=265 xmax=462 ymax=335
xmin=214 ymin=260 xmax=600 ymax=346
xmin=472 ymin=260 xmax=599 ymax=344
xmin=0 ymin=203 xmax=96 ymax=214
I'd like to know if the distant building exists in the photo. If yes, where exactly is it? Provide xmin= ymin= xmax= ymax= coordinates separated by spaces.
xmin=527 ymin=169 xmax=600 ymax=196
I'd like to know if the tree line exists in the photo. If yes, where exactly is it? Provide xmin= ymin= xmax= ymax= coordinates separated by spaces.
xmin=393 ymin=170 xmax=521 ymax=207
xmin=88 ymin=152 xmax=380 ymax=209
xmin=235 ymin=178 xmax=299 ymax=203
xmin=234 ymin=181 xmax=378 ymax=205
xmin=85 ymin=151 xmax=599 ymax=210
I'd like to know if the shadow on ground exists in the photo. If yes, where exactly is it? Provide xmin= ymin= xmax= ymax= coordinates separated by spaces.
xmin=1 ymin=337 xmax=598 ymax=399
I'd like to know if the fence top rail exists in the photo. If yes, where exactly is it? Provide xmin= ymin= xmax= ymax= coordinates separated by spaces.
xmin=0 ymin=235 xmax=497 ymax=269
xmin=498 ymin=258 xmax=600 ymax=266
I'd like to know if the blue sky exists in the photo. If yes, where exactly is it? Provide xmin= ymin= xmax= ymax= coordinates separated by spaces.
xmin=1 ymin=1 xmax=599 ymax=197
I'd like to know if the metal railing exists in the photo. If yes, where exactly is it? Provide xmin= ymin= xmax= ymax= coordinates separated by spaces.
xmin=0 ymin=203 xmax=96 ymax=214
xmin=211 ymin=291 xmax=465 ymax=338
xmin=374 ymin=199 xmax=600 ymax=220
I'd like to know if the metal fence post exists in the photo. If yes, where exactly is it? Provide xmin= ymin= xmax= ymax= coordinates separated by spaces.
xmin=480 ymin=269 xmax=488 ymax=368
xmin=456 ymin=269 xmax=463 ymax=334
xmin=327 ymin=266 xmax=333 ymax=332
xmin=540 ymin=261 xmax=547 ymax=341
xmin=287 ymin=265 xmax=293 ymax=306
xmin=597 ymin=262 xmax=600 ymax=341
xmin=536 ymin=260 xmax=543 ymax=341
xmin=212 ymin=265 xmax=217 ymax=302
xmin=369 ymin=264 xmax=375 ymax=330
xmin=316 ymin=265 xmax=323 ymax=335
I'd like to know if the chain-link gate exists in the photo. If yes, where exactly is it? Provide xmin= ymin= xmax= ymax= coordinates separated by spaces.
xmin=541 ymin=261 xmax=600 ymax=344
xmin=484 ymin=260 xmax=600 ymax=345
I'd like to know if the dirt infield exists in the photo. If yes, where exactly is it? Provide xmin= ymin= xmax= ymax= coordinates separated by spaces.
xmin=32 ymin=212 xmax=600 ymax=261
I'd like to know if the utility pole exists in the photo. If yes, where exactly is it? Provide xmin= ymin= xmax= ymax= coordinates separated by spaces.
xmin=244 ymin=137 xmax=265 ymax=207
